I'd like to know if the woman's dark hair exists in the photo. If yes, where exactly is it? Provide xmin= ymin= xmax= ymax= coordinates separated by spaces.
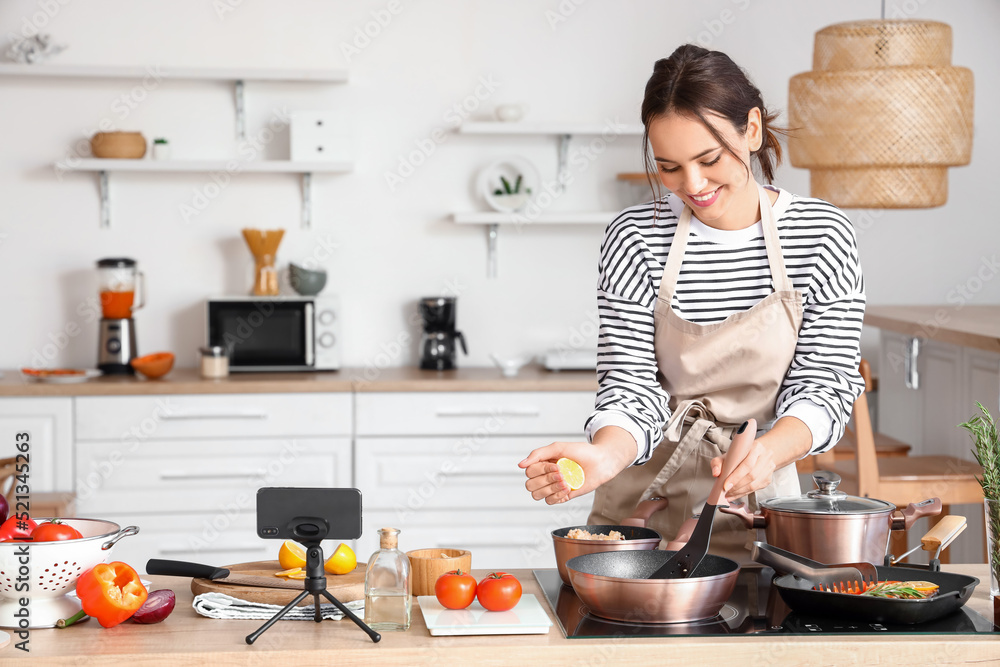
xmin=641 ymin=44 xmax=787 ymax=200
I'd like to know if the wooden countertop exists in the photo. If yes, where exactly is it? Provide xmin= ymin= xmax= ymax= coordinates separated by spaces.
xmin=866 ymin=305 xmax=1000 ymax=354
xmin=22 ymin=566 xmax=998 ymax=665
xmin=0 ymin=365 xmax=598 ymax=397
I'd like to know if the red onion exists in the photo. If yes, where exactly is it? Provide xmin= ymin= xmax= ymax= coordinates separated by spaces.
xmin=131 ymin=589 xmax=175 ymax=624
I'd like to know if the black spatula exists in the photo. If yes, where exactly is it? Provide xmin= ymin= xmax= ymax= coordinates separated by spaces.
xmin=648 ymin=418 xmax=756 ymax=579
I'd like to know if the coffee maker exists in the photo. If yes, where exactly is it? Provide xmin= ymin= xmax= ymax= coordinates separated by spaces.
xmin=97 ymin=258 xmax=144 ymax=375
xmin=418 ymin=297 xmax=467 ymax=371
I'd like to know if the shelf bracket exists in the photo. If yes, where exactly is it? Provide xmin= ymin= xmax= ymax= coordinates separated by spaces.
xmin=487 ymin=223 xmax=499 ymax=278
xmin=99 ymin=170 xmax=110 ymax=228
xmin=556 ymin=134 xmax=572 ymax=194
xmin=235 ymin=79 xmax=246 ymax=141
xmin=301 ymin=172 xmax=313 ymax=229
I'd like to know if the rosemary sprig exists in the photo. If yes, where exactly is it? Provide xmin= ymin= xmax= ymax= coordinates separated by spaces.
xmin=859 ymin=582 xmax=928 ymax=599
xmin=958 ymin=402 xmax=1000 ymax=589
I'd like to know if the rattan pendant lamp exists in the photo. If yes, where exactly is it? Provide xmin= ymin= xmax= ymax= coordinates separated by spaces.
xmin=788 ymin=8 xmax=974 ymax=208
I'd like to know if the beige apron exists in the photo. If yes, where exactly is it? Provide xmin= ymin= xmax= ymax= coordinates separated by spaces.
xmin=589 ymin=184 xmax=804 ymax=562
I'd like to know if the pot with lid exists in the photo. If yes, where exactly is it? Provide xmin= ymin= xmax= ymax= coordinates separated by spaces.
xmin=719 ymin=471 xmax=942 ymax=563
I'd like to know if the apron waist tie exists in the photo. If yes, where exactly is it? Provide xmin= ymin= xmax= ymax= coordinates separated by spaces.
xmin=641 ymin=399 xmax=740 ymax=508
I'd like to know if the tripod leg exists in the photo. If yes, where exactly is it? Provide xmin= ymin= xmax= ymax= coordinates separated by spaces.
xmin=319 ymin=589 xmax=381 ymax=643
xmin=245 ymin=588 xmax=311 ymax=645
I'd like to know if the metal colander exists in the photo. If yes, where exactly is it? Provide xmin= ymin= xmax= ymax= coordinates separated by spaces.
xmin=0 ymin=518 xmax=139 ymax=628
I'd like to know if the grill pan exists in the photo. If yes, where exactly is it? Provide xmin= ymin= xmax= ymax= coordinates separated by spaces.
xmin=772 ymin=564 xmax=979 ymax=625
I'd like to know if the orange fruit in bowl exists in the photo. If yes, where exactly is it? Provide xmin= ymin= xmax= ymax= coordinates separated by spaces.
xmin=131 ymin=351 xmax=175 ymax=379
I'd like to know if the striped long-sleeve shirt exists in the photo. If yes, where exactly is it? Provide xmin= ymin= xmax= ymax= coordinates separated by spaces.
xmin=584 ymin=187 xmax=866 ymax=466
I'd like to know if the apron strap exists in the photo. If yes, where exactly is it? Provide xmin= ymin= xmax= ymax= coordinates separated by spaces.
xmin=656 ymin=205 xmax=691 ymax=305
xmin=757 ymin=184 xmax=794 ymax=294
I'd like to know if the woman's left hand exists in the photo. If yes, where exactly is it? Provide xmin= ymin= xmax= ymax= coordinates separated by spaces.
xmin=709 ymin=437 xmax=777 ymax=501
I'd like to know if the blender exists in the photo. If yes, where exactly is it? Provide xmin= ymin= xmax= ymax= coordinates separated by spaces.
xmin=97 ymin=258 xmax=144 ymax=375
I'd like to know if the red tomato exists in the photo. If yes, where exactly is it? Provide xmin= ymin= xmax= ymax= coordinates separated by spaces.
xmin=0 ymin=516 xmax=37 ymax=541
xmin=476 ymin=572 xmax=522 ymax=611
xmin=32 ymin=519 xmax=83 ymax=542
xmin=435 ymin=569 xmax=477 ymax=610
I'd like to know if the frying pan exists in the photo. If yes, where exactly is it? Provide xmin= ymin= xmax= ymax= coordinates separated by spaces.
xmin=771 ymin=565 xmax=979 ymax=625
xmin=562 ymin=421 xmax=757 ymax=623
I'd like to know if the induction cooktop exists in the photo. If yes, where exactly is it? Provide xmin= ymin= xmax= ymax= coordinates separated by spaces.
xmin=533 ymin=568 xmax=998 ymax=638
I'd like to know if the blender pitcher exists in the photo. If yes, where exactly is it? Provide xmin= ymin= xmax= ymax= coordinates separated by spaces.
xmin=97 ymin=258 xmax=144 ymax=319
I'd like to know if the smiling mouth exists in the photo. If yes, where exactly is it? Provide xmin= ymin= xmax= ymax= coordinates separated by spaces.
xmin=687 ymin=187 xmax=721 ymax=207
xmin=690 ymin=189 xmax=718 ymax=202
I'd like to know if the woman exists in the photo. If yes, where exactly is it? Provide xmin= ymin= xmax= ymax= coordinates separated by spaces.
xmin=519 ymin=44 xmax=866 ymax=561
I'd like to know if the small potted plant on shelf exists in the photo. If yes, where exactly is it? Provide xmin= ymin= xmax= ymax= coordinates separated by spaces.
xmin=152 ymin=137 xmax=171 ymax=160
xmin=491 ymin=174 xmax=532 ymax=212
xmin=958 ymin=402 xmax=1000 ymax=610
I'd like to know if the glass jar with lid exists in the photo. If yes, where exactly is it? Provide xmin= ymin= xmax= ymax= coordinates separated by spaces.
xmin=199 ymin=346 xmax=229 ymax=379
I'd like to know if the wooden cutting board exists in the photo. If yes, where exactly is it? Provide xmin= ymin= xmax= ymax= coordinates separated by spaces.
xmin=190 ymin=560 xmax=365 ymax=606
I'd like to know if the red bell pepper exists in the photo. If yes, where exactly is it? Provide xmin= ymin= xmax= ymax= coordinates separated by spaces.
xmin=75 ymin=561 xmax=148 ymax=628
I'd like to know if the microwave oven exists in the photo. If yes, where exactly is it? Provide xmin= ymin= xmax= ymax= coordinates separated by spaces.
xmin=206 ymin=295 xmax=340 ymax=371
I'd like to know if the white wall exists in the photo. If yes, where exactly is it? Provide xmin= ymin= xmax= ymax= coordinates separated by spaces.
xmin=1 ymin=0 xmax=997 ymax=371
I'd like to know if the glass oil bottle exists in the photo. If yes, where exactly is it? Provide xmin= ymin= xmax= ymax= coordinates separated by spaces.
xmin=364 ymin=527 xmax=411 ymax=631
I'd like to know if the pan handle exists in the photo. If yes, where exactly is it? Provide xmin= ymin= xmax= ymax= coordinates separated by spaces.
xmin=891 ymin=497 xmax=942 ymax=530
xmin=719 ymin=501 xmax=767 ymax=528
xmin=621 ymin=496 xmax=669 ymax=527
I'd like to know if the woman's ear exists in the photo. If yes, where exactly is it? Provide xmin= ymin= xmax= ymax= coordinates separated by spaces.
xmin=745 ymin=107 xmax=763 ymax=152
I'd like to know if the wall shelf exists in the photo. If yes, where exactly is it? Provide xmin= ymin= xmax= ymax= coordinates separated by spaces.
xmin=0 ymin=63 xmax=348 ymax=139
xmin=59 ymin=159 xmax=354 ymax=229
xmin=452 ymin=211 xmax=613 ymax=278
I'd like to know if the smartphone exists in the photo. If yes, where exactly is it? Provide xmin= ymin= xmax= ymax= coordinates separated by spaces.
xmin=256 ymin=487 xmax=363 ymax=542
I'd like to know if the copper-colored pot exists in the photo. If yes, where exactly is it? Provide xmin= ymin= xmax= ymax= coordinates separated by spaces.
xmin=720 ymin=471 xmax=942 ymax=563
xmin=566 ymin=550 xmax=740 ymax=624
xmin=552 ymin=497 xmax=668 ymax=585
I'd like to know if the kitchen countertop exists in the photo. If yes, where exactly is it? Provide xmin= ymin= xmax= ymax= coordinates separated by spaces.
xmin=866 ymin=305 xmax=1000 ymax=354
xmin=21 ymin=566 xmax=998 ymax=665
xmin=0 ymin=365 xmax=598 ymax=397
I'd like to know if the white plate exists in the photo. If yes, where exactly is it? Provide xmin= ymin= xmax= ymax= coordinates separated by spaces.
xmin=477 ymin=156 xmax=540 ymax=213
xmin=21 ymin=369 xmax=102 ymax=384
xmin=417 ymin=594 xmax=552 ymax=636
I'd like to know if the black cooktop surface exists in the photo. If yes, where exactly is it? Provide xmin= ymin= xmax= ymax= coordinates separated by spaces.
xmin=533 ymin=568 xmax=998 ymax=638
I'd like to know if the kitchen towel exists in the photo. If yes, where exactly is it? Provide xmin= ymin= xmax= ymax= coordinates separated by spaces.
xmin=192 ymin=592 xmax=365 ymax=621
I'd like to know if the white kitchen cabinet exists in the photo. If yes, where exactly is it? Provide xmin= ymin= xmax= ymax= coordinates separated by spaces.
xmin=0 ymin=397 xmax=73 ymax=491
xmin=74 ymin=392 xmax=353 ymax=569
xmin=355 ymin=391 xmax=595 ymax=569
xmin=877 ymin=331 xmax=1000 ymax=563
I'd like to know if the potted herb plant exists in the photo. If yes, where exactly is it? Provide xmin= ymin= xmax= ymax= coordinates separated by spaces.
xmin=491 ymin=174 xmax=532 ymax=212
xmin=959 ymin=402 xmax=1000 ymax=599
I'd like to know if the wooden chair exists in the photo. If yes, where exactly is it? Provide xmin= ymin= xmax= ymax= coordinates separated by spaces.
xmin=814 ymin=361 xmax=983 ymax=564
xmin=798 ymin=361 xmax=911 ymax=474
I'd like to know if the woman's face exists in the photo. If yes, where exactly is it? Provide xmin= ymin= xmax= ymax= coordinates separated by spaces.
xmin=648 ymin=110 xmax=761 ymax=229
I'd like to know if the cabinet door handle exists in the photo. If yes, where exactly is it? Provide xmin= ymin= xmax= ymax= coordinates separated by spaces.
xmin=159 ymin=471 xmax=266 ymax=480
xmin=904 ymin=337 xmax=921 ymax=390
xmin=161 ymin=410 xmax=268 ymax=420
xmin=442 ymin=471 xmax=524 ymax=479
xmin=434 ymin=408 xmax=541 ymax=417
xmin=158 ymin=545 xmax=265 ymax=555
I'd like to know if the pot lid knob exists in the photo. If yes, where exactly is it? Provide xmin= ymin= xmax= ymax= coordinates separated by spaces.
xmin=807 ymin=471 xmax=847 ymax=499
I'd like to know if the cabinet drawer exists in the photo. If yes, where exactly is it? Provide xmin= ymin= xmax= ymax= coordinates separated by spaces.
xmin=359 ymin=506 xmax=591 ymax=571
xmin=75 ymin=393 xmax=352 ymax=441
xmin=355 ymin=392 xmax=592 ymax=436
xmin=356 ymin=435 xmax=592 ymax=512
xmin=0 ymin=397 xmax=73 ymax=491
xmin=76 ymin=437 xmax=351 ymax=514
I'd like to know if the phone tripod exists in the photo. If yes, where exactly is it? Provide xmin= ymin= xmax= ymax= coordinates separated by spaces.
xmin=246 ymin=542 xmax=380 ymax=644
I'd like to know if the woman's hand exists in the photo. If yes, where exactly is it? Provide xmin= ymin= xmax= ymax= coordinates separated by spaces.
xmin=519 ymin=427 xmax=637 ymax=505
xmin=710 ymin=416 xmax=813 ymax=501
xmin=710 ymin=437 xmax=776 ymax=501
